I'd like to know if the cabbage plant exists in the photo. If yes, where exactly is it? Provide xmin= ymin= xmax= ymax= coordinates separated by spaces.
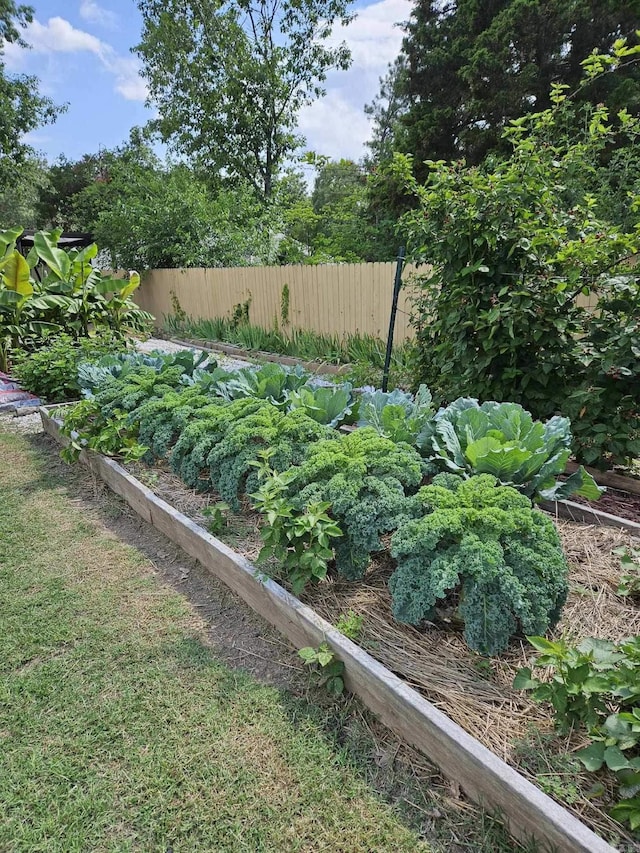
xmin=426 ymin=398 xmax=603 ymax=502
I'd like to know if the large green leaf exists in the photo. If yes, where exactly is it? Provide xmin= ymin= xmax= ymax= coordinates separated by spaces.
xmin=0 ymin=226 xmax=23 ymax=255
xmin=34 ymin=231 xmax=72 ymax=281
xmin=1 ymin=251 xmax=33 ymax=296
xmin=538 ymin=465 xmax=604 ymax=502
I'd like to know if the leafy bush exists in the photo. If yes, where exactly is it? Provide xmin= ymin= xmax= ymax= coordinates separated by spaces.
xmin=398 ymin=48 xmax=640 ymax=441
xmin=515 ymin=635 xmax=640 ymax=835
xmin=288 ymin=428 xmax=426 ymax=580
xmin=426 ymin=398 xmax=602 ymax=502
xmin=389 ymin=474 xmax=569 ymax=655
xmin=12 ymin=333 xmax=130 ymax=401
xmin=0 ymin=227 xmax=152 ymax=370
xmin=59 ymin=398 xmax=148 ymax=463
xmin=564 ymin=276 xmax=640 ymax=469
xmin=357 ymin=384 xmax=435 ymax=449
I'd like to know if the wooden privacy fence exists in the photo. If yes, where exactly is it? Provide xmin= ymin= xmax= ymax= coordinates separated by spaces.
xmin=133 ymin=263 xmax=600 ymax=343
xmin=134 ymin=263 xmax=421 ymax=343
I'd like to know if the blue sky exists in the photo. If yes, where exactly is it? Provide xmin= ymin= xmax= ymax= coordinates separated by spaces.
xmin=4 ymin=0 xmax=411 ymax=166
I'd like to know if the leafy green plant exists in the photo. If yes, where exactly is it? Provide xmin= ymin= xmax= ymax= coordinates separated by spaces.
xmin=250 ymin=453 xmax=342 ymax=594
xmin=515 ymin=634 xmax=640 ymax=834
xmin=298 ymin=643 xmax=345 ymax=696
xmin=398 ymin=44 xmax=640 ymax=437
xmin=613 ymin=546 xmax=640 ymax=599
xmin=426 ymin=398 xmax=602 ymax=502
xmin=288 ymin=428 xmax=426 ymax=580
xmin=60 ymin=398 xmax=149 ymax=463
xmin=12 ymin=332 xmax=130 ymax=401
xmin=389 ymin=474 xmax=569 ymax=655
xmin=357 ymin=384 xmax=435 ymax=449
xmin=202 ymin=502 xmax=231 ymax=535
xmin=335 ymin=610 xmax=364 ymax=641
xmin=564 ymin=276 xmax=640 ymax=469
xmin=285 ymin=383 xmax=355 ymax=427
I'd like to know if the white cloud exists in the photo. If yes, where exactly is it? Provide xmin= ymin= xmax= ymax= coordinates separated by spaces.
xmin=332 ymin=0 xmax=410 ymax=69
xmin=3 ymin=16 xmax=147 ymax=102
xmin=79 ymin=0 xmax=118 ymax=29
xmin=302 ymin=0 xmax=411 ymax=160
xmin=298 ymin=92 xmax=372 ymax=161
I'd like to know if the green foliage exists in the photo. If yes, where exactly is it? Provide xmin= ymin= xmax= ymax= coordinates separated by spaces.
xmin=202 ymin=502 xmax=231 ymax=535
xmin=357 ymin=384 xmax=435 ymax=450
xmin=0 ymin=3 xmax=63 ymax=189
xmin=613 ymin=546 xmax=640 ymax=599
xmin=564 ymin=276 xmax=640 ymax=468
xmin=298 ymin=643 xmax=346 ymax=696
xmin=426 ymin=398 xmax=602 ymax=502
xmin=0 ymin=227 xmax=151 ymax=369
xmin=515 ymin=635 xmax=640 ymax=834
xmin=135 ymin=0 xmax=353 ymax=200
xmin=60 ymin=398 xmax=148 ymax=464
xmin=386 ymin=0 xmax=640 ymax=172
xmin=335 ymin=611 xmax=364 ymax=641
xmin=289 ymin=428 xmax=425 ymax=580
xmin=251 ymin=454 xmax=342 ymax=595
xmin=285 ymin=383 xmax=355 ymax=427
xmin=389 ymin=475 xmax=569 ymax=655
xmin=207 ymin=405 xmax=332 ymax=509
xmin=12 ymin=332 xmax=130 ymax=402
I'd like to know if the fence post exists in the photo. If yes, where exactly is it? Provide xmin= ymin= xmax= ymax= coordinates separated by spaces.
xmin=381 ymin=247 xmax=406 ymax=393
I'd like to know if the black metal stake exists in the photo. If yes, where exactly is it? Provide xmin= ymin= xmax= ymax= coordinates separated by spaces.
xmin=381 ymin=246 xmax=405 ymax=393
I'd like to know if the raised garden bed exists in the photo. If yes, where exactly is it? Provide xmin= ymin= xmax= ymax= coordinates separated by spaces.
xmin=169 ymin=337 xmax=352 ymax=376
xmin=41 ymin=405 xmax=634 ymax=853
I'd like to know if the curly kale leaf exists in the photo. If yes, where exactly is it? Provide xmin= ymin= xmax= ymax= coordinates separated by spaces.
xmin=169 ymin=398 xmax=266 ymax=489
xmin=208 ymin=407 xmax=333 ymax=508
xmin=290 ymin=429 xmax=426 ymax=579
xmin=389 ymin=474 xmax=569 ymax=655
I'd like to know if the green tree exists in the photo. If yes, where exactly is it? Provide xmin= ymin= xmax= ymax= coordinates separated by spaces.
xmin=0 ymin=153 xmax=48 ymax=228
xmin=36 ymin=153 xmax=105 ymax=231
xmin=135 ymin=0 xmax=354 ymax=200
xmin=0 ymin=2 xmax=63 ymax=187
xmin=70 ymin=136 xmax=279 ymax=269
xmin=400 ymin=42 xmax=640 ymax=420
xmin=393 ymin=0 xmax=640 ymax=176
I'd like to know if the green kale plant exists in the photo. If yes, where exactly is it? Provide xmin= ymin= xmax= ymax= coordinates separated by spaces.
xmin=207 ymin=405 xmax=333 ymax=508
xmin=426 ymin=398 xmax=602 ymax=502
xmin=389 ymin=474 xmax=569 ymax=655
xmin=169 ymin=398 xmax=265 ymax=490
xmin=288 ymin=428 xmax=426 ymax=580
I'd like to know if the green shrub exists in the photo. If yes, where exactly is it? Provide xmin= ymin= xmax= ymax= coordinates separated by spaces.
xmin=389 ymin=474 xmax=569 ymax=655
xmin=12 ymin=333 xmax=130 ymax=402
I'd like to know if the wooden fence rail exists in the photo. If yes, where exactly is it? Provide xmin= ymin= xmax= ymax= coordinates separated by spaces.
xmin=133 ymin=263 xmax=599 ymax=343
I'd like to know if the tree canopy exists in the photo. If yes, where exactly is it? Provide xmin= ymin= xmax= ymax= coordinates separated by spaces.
xmin=0 ymin=1 xmax=63 ymax=186
xmin=135 ymin=0 xmax=354 ymax=199
xmin=383 ymin=0 xmax=640 ymax=176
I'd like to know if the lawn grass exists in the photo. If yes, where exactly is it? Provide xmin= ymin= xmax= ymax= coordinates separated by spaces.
xmin=0 ymin=427 xmax=430 ymax=853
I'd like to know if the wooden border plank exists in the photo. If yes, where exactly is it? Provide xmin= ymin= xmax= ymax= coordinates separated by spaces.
xmin=40 ymin=408 xmax=619 ymax=853
xmin=541 ymin=498 xmax=640 ymax=537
